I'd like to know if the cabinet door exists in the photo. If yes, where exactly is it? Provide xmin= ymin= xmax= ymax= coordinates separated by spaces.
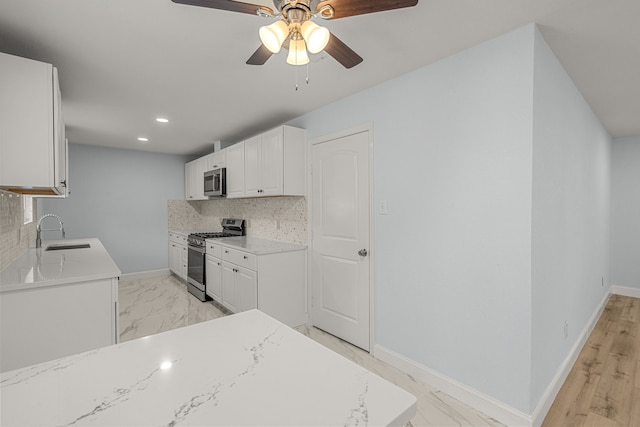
xmin=236 ymin=266 xmax=257 ymax=313
xmin=244 ymin=135 xmax=261 ymax=197
xmin=53 ymin=67 xmax=67 ymax=194
xmin=185 ymin=160 xmax=194 ymax=200
xmin=206 ymin=255 xmax=223 ymax=303
xmin=207 ymin=151 xmax=226 ymax=170
xmin=0 ymin=53 xmax=56 ymax=191
xmin=259 ymin=127 xmax=284 ymax=196
xmin=225 ymin=142 xmax=245 ymax=198
xmin=194 ymin=157 xmax=208 ymax=200
xmin=169 ymin=243 xmax=181 ymax=275
xmin=181 ymin=245 xmax=188 ymax=280
xmin=221 ymin=262 xmax=239 ymax=312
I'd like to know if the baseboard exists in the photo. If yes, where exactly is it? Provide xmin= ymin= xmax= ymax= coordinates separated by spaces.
xmin=119 ymin=268 xmax=171 ymax=282
xmin=374 ymin=344 xmax=532 ymax=427
xmin=611 ymin=285 xmax=640 ymax=299
xmin=529 ymin=287 xmax=611 ymax=426
xmin=374 ymin=287 xmax=613 ymax=427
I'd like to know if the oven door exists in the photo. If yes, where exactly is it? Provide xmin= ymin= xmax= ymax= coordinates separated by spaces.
xmin=187 ymin=244 xmax=206 ymax=301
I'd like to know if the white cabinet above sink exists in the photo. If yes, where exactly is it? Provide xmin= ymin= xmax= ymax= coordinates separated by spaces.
xmin=0 ymin=52 xmax=68 ymax=197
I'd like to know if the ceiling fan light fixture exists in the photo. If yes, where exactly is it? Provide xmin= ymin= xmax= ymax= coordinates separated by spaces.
xmin=259 ymin=20 xmax=289 ymax=53
xmin=300 ymin=20 xmax=330 ymax=54
xmin=287 ymin=37 xmax=310 ymax=65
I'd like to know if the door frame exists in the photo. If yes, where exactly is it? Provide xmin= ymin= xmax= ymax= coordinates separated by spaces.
xmin=306 ymin=123 xmax=375 ymax=352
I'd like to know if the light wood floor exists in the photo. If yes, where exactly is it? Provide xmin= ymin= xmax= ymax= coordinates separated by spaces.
xmin=542 ymin=294 xmax=640 ymax=427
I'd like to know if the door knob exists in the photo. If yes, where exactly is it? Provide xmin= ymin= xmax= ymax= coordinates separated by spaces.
xmin=358 ymin=249 xmax=368 ymax=257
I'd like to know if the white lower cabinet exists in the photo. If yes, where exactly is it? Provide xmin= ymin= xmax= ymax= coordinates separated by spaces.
xmin=205 ymin=254 xmax=223 ymax=303
xmin=228 ymin=262 xmax=257 ymax=313
xmin=0 ymin=277 xmax=118 ymax=373
xmin=220 ymin=261 xmax=257 ymax=313
xmin=169 ymin=231 xmax=188 ymax=280
xmin=206 ymin=239 xmax=306 ymax=327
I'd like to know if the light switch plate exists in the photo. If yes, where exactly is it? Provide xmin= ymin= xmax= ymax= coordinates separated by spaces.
xmin=379 ymin=200 xmax=388 ymax=215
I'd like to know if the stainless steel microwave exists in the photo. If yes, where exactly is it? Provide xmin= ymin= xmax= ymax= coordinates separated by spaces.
xmin=204 ymin=168 xmax=226 ymax=197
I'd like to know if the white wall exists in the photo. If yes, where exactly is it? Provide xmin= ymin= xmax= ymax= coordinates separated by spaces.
xmin=289 ymin=25 xmax=536 ymax=412
xmin=530 ymin=29 xmax=612 ymax=410
xmin=611 ymin=136 xmax=640 ymax=289
xmin=39 ymin=143 xmax=188 ymax=274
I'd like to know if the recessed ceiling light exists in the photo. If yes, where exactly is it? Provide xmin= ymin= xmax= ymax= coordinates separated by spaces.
xmin=138 ymin=137 xmax=149 ymax=142
xmin=156 ymin=117 xmax=169 ymax=123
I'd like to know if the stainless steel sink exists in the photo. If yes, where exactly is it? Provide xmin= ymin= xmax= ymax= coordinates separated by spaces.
xmin=45 ymin=243 xmax=91 ymax=251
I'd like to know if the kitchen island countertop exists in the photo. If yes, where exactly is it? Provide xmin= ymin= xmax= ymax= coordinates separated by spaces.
xmin=0 ymin=310 xmax=416 ymax=426
xmin=0 ymin=238 xmax=121 ymax=293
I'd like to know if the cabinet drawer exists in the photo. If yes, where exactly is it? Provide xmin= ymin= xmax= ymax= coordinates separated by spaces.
xmin=169 ymin=232 xmax=187 ymax=245
xmin=221 ymin=247 xmax=257 ymax=271
xmin=206 ymin=241 xmax=222 ymax=258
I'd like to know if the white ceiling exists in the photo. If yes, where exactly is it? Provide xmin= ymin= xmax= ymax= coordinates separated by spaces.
xmin=0 ymin=0 xmax=637 ymax=156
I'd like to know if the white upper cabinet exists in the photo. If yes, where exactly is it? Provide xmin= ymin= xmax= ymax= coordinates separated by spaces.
xmin=242 ymin=125 xmax=306 ymax=198
xmin=185 ymin=157 xmax=207 ymax=200
xmin=244 ymin=135 xmax=263 ymax=197
xmin=183 ymin=125 xmax=306 ymax=200
xmin=206 ymin=150 xmax=226 ymax=170
xmin=225 ymin=141 xmax=245 ymax=198
xmin=0 ymin=52 xmax=68 ymax=196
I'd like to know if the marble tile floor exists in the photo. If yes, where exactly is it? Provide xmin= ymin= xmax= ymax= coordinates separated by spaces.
xmin=119 ymin=275 xmax=504 ymax=427
xmin=119 ymin=274 xmax=229 ymax=342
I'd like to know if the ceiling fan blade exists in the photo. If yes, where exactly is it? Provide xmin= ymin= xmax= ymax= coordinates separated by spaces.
xmin=246 ymin=45 xmax=274 ymax=65
xmin=323 ymin=32 xmax=363 ymax=69
xmin=171 ymin=0 xmax=273 ymax=16
xmin=317 ymin=0 xmax=418 ymax=19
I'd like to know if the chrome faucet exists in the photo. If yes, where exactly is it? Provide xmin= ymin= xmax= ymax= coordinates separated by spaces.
xmin=36 ymin=214 xmax=66 ymax=248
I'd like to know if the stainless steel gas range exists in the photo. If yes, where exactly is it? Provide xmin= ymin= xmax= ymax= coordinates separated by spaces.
xmin=186 ymin=218 xmax=245 ymax=301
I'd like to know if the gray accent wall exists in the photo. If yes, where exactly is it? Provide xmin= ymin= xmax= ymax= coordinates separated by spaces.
xmin=38 ymin=143 xmax=188 ymax=274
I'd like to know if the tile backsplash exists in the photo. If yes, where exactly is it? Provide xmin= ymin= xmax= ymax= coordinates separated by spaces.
xmin=0 ymin=190 xmax=37 ymax=271
xmin=168 ymin=196 xmax=307 ymax=245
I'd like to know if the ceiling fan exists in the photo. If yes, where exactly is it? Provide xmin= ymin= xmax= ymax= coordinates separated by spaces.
xmin=171 ymin=0 xmax=419 ymax=69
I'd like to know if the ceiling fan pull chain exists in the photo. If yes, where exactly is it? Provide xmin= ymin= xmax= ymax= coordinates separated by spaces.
xmin=295 ymin=61 xmax=299 ymax=91
xmin=306 ymin=62 xmax=309 ymax=85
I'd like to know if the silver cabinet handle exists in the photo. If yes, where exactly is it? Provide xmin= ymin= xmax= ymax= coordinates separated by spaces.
xmin=358 ymin=249 xmax=368 ymax=257
xmin=243 ymin=255 xmax=248 ymax=259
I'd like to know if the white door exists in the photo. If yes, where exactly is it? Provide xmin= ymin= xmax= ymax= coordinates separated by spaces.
xmin=311 ymin=128 xmax=371 ymax=351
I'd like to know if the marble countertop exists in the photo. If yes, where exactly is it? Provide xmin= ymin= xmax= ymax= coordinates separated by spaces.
xmin=0 ymin=238 xmax=121 ymax=293
xmin=0 ymin=310 xmax=416 ymax=426
xmin=213 ymin=236 xmax=307 ymax=255
xmin=169 ymin=229 xmax=211 ymax=236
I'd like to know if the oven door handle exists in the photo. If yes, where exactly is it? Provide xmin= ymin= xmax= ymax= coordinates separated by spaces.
xmin=188 ymin=244 xmax=206 ymax=254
